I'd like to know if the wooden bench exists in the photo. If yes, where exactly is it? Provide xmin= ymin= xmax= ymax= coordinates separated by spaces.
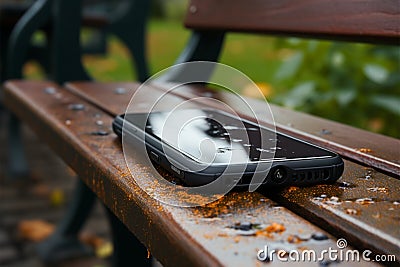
xmin=3 ymin=0 xmax=400 ymax=266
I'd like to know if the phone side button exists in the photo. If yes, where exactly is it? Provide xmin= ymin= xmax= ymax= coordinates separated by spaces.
xmin=170 ymin=164 xmax=184 ymax=179
xmin=149 ymin=151 xmax=160 ymax=163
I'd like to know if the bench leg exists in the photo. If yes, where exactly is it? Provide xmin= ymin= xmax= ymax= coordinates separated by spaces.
xmin=116 ymin=31 xmax=149 ymax=83
xmin=37 ymin=179 xmax=95 ymax=262
xmin=106 ymin=208 xmax=152 ymax=267
xmin=7 ymin=112 xmax=29 ymax=180
xmin=108 ymin=0 xmax=150 ymax=83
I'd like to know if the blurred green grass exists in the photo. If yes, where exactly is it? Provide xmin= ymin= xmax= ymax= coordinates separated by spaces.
xmin=82 ymin=19 xmax=282 ymax=83
xmin=24 ymin=18 xmax=399 ymax=138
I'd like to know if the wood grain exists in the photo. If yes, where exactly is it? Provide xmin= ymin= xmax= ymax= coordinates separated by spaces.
xmin=4 ymin=80 xmax=387 ymax=266
xmin=65 ymin=82 xmax=400 ymax=176
xmin=185 ymin=0 xmax=400 ymax=44
xmin=62 ymin=81 xmax=400 ymax=258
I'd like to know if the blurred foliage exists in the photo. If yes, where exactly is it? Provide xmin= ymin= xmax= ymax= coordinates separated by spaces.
xmin=24 ymin=16 xmax=399 ymax=138
xmin=269 ymin=39 xmax=400 ymax=137
xmin=151 ymin=0 xmax=188 ymax=21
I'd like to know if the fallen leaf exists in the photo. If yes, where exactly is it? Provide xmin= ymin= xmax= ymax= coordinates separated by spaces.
xmin=356 ymin=148 xmax=373 ymax=153
xmin=18 ymin=220 xmax=55 ymax=242
xmin=79 ymin=232 xmax=105 ymax=249
xmin=241 ymin=82 xmax=272 ymax=99
xmin=265 ymin=222 xmax=286 ymax=233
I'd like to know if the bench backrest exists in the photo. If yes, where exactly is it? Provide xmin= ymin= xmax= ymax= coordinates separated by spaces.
xmin=184 ymin=0 xmax=399 ymax=45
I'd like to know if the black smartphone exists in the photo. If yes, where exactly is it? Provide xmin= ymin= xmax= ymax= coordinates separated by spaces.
xmin=113 ymin=109 xmax=344 ymax=189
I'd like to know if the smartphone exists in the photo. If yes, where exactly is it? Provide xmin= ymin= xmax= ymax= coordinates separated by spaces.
xmin=113 ymin=109 xmax=344 ymax=189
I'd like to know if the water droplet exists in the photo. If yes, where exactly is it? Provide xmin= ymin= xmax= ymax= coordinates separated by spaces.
xmin=320 ymin=194 xmax=328 ymax=198
xmin=243 ymin=144 xmax=252 ymax=147
xmin=311 ymin=232 xmax=328 ymax=241
xmin=231 ymin=139 xmax=243 ymax=142
xmin=189 ymin=5 xmax=197 ymax=13
xmin=367 ymin=187 xmax=388 ymax=193
xmin=319 ymin=129 xmax=332 ymax=135
xmin=355 ymin=198 xmax=374 ymax=205
xmin=345 ymin=208 xmax=360 ymax=215
xmin=68 ymin=103 xmax=85 ymax=111
xmin=44 ymin=87 xmax=56 ymax=94
xmin=96 ymin=120 xmax=104 ymax=126
xmin=325 ymin=196 xmax=342 ymax=205
xmin=232 ymin=222 xmax=252 ymax=231
xmin=91 ymin=130 xmax=109 ymax=136
xmin=337 ymin=181 xmax=355 ymax=188
xmin=297 ymin=234 xmax=312 ymax=241
xmin=114 ymin=87 xmax=127 ymax=94
xmin=359 ymin=174 xmax=372 ymax=180
xmin=393 ymin=201 xmax=400 ymax=205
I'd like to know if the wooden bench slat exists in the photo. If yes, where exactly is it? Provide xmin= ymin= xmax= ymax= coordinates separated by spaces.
xmin=63 ymin=81 xmax=400 ymax=257
xmin=65 ymin=82 xmax=400 ymax=176
xmin=5 ymin=80 xmax=379 ymax=266
xmin=185 ymin=0 xmax=400 ymax=45
xmin=3 ymin=81 xmax=221 ymax=267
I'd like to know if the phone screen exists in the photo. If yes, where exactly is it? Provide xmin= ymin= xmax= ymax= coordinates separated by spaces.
xmin=124 ymin=109 xmax=335 ymax=164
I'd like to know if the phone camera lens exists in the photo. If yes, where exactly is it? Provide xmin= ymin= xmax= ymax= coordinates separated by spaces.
xmin=272 ymin=167 xmax=286 ymax=184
